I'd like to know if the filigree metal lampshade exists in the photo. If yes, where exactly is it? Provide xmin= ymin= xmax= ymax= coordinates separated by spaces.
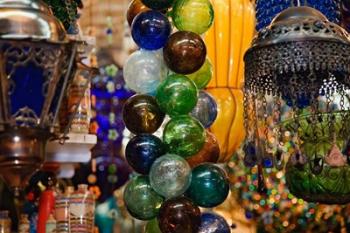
xmin=243 ymin=6 xmax=350 ymax=204
xmin=0 ymin=0 xmax=77 ymax=194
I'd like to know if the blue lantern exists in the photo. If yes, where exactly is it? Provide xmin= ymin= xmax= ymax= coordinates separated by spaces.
xmin=0 ymin=0 xmax=79 ymax=194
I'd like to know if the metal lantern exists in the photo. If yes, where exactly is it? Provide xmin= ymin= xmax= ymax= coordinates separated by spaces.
xmin=0 ymin=0 xmax=78 ymax=194
xmin=243 ymin=6 xmax=350 ymax=203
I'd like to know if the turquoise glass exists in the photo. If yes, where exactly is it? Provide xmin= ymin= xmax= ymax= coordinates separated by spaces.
xmin=187 ymin=163 xmax=229 ymax=207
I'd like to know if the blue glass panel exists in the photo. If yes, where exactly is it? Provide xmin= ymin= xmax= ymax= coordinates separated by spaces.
xmin=255 ymin=0 xmax=341 ymax=31
xmin=9 ymin=61 xmax=45 ymax=117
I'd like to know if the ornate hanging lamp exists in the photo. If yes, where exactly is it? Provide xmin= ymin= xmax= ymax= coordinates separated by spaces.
xmin=0 ymin=0 xmax=78 ymax=195
xmin=243 ymin=6 xmax=350 ymax=204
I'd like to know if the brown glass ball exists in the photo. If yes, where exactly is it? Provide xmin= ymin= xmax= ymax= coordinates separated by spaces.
xmin=158 ymin=197 xmax=201 ymax=233
xmin=163 ymin=31 xmax=207 ymax=74
xmin=186 ymin=131 xmax=220 ymax=168
xmin=127 ymin=0 xmax=150 ymax=26
xmin=123 ymin=94 xmax=165 ymax=135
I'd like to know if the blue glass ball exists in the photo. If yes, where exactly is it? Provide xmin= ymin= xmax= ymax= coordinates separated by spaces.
xmin=190 ymin=90 xmax=217 ymax=128
xmin=126 ymin=134 xmax=166 ymax=175
xmin=198 ymin=213 xmax=231 ymax=233
xmin=131 ymin=10 xmax=171 ymax=50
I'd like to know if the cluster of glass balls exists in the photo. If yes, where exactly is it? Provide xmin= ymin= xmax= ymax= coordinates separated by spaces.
xmin=122 ymin=0 xmax=231 ymax=232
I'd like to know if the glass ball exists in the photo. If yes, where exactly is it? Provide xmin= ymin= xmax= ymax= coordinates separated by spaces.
xmin=123 ymin=176 xmax=164 ymax=220
xmin=186 ymin=131 xmax=220 ymax=168
xmin=158 ymin=197 xmax=201 ymax=233
xmin=186 ymin=163 xmax=229 ymax=207
xmin=123 ymin=94 xmax=165 ymax=134
xmin=190 ymin=90 xmax=217 ymax=128
xmin=141 ymin=0 xmax=174 ymax=10
xmin=126 ymin=134 xmax=166 ymax=175
xmin=198 ymin=212 xmax=231 ymax=233
xmin=163 ymin=115 xmax=206 ymax=157
xmin=163 ymin=31 xmax=206 ymax=74
xmin=149 ymin=154 xmax=192 ymax=198
xmin=156 ymin=74 xmax=198 ymax=116
xmin=124 ymin=49 xmax=168 ymax=94
xmin=131 ymin=10 xmax=171 ymax=50
xmin=187 ymin=58 xmax=213 ymax=89
xmin=172 ymin=0 xmax=214 ymax=34
xmin=127 ymin=0 xmax=150 ymax=26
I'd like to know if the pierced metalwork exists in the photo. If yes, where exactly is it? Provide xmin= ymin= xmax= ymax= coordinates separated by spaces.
xmin=243 ymin=6 xmax=350 ymax=204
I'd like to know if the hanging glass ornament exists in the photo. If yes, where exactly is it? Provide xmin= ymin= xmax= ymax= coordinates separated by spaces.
xmin=156 ymin=74 xmax=198 ymax=116
xmin=243 ymin=6 xmax=350 ymax=204
xmin=186 ymin=163 xmax=229 ymax=207
xmin=163 ymin=115 xmax=206 ymax=157
xmin=123 ymin=94 xmax=165 ymax=134
xmin=127 ymin=0 xmax=150 ymax=26
xmin=172 ymin=0 xmax=214 ymax=34
xmin=187 ymin=58 xmax=213 ymax=89
xmin=198 ymin=212 xmax=231 ymax=233
xmin=124 ymin=49 xmax=168 ymax=95
xmin=149 ymin=154 xmax=192 ymax=198
xmin=123 ymin=176 xmax=164 ymax=220
xmin=131 ymin=10 xmax=171 ymax=50
xmin=163 ymin=31 xmax=207 ymax=74
xmin=126 ymin=134 xmax=166 ymax=175
xmin=158 ymin=197 xmax=201 ymax=233
xmin=190 ymin=90 xmax=218 ymax=128
xmin=186 ymin=131 xmax=220 ymax=168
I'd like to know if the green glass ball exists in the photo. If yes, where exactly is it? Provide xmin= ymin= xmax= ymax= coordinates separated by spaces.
xmin=187 ymin=163 xmax=229 ymax=208
xmin=163 ymin=115 xmax=206 ymax=157
xmin=142 ymin=0 xmax=174 ymax=10
xmin=156 ymin=74 xmax=198 ymax=116
xmin=187 ymin=58 xmax=213 ymax=89
xmin=124 ymin=176 xmax=164 ymax=220
xmin=172 ymin=0 xmax=214 ymax=34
